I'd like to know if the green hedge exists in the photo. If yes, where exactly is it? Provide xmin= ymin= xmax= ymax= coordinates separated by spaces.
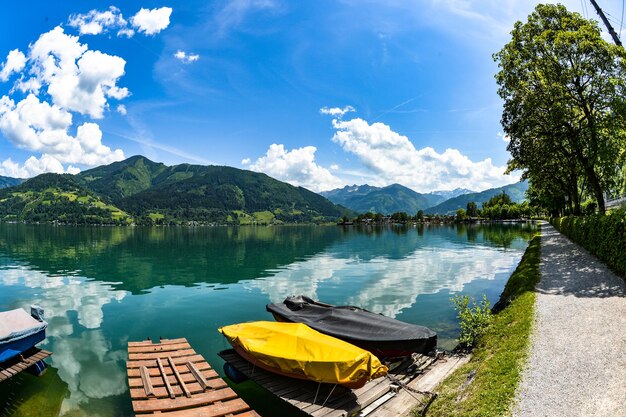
xmin=551 ymin=208 xmax=626 ymax=277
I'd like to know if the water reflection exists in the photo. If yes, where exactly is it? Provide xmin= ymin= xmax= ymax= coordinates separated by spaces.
xmin=0 ymin=225 xmax=344 ymax=293
xmin=0 ymin=223 xmax=535 ymax=417
xmin=0 ymin=265 xmax=128 ymax=414
xmin=248 ymin=245 xmax=521 ymax=318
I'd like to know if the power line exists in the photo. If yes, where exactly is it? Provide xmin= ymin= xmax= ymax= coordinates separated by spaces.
xmin=619 ymin=0 xmax=624 ymax=36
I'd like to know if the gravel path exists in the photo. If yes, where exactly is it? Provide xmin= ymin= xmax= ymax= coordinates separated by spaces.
xmin=514 ymin=223 xmax=626 ymax=417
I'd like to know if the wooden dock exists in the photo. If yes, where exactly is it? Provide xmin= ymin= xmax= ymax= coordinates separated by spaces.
xmin=0 ymin=347 xmax=51 ymax=383
xmin=127 ymin=338 xmax=259 ymax=417
xmin=219 ymin=349 xmax=467 ymax=417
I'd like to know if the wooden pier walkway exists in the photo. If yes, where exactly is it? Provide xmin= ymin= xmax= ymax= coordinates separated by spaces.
xmin=0 ymin=347 xmax=51 ymax=382
xmin=127 ymin=338 xmax=259 ymax=417
xmin=219 ymin=349 xmax=467 ymax=417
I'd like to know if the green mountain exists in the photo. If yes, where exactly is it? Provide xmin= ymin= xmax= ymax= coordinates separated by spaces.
xmin=0 ymin=173 xmax=131 ymax=224
xmin=0 ymin=175 xmax=22 ymax=189
xmin=1 ymin=156 xmax=349 ymax=225
xmin=76 ymin=155 xmax=168 ymax=199
xmin=425 ymin=181 xmax=529 ymax=215
xmin=320 ymin=184 xmax=442 ymax=214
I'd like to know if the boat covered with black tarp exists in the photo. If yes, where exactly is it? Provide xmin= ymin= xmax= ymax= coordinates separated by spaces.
xmin=266 ymin=295 xmax=437 ymax=358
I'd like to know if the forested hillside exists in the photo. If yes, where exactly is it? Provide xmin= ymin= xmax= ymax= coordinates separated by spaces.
xmin=0 ymin=156 xmax=350 ymax=225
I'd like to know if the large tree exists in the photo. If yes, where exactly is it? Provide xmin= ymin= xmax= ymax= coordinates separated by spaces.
xmin=494 ymin=4 xmax=626 ymax=214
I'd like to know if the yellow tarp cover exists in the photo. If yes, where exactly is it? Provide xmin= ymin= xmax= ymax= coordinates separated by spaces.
xmin=219 ymin=321 xmax=388 ymax=386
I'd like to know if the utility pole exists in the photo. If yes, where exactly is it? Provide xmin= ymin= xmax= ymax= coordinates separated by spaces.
xmin=589 ymin=0 xmax=622 ymax=46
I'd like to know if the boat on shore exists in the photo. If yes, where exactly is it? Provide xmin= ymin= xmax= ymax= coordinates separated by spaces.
xmin=219 ymin=321 xmax=388 ymax=389
xmin=266 ymin=295 xmax=437 ymax=358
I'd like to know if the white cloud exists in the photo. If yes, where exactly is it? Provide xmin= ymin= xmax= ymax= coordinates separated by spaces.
xmin=0 ymin=94 xmax=124 ymax=171
xmin=116 ymin=104 xmax=127 ymax=115
xmin=117 ymin=27 xmax=135 ymax=38
xmin=0 ymin=49 xmax=27 ymax=82
xmin=320 ymin=105 xmax=355 ymax=118
xmin=174 ymin=50 xmax=200 ymax=63
xmin=25 ymin=26 xmax=128 ymax=119
xmin=68 ymin=6 xmax=127 ymax=36
xmin=497 ymin=131 xmax=510 ymax=143
xmin=243 ymin=143 xmax=344 ymax=192
xmin=0 ymin=155 xmax=73 ymax=178
xmin=131 ymin=7 xmax=173 ymax=35
xmin=330 ymin=117 xmax=518 ymax=192
xmin=241 ymin=157 xmax=251 ymax=165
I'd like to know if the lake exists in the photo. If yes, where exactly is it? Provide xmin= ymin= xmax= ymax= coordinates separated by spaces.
xmin=0 ymin=222 xmax=536 ymax=416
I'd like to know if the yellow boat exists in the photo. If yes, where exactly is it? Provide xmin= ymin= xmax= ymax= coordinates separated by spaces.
xmin=219 ymin=321 xmax=388 ymax=389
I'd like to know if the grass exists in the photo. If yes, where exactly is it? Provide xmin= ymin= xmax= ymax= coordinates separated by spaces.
xmin=422 ymin=232 xmax=541 ymax=417
xmin=234 ymin=210 xmax=276 ymax=225
xmin=148 ymin=212 xmax=165 ymax=221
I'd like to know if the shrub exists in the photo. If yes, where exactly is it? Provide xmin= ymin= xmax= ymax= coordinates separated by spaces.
xmin=451 ymin=294 xmax=493 ymax=349
xmin=551 ymin=209 xmax=626 ymax=277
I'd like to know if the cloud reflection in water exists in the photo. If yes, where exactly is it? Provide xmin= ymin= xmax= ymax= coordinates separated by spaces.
xmin=0 ymin=265 xmax=128 ymax=414
xmin=248 ymin=245 xmax=521 ymax=318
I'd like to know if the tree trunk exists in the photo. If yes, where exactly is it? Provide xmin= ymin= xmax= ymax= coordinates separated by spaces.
xmin=584 ymin=164 xmax=606 ymax=214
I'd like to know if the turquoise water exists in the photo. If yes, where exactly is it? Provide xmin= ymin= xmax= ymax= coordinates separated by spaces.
xmin=0 ymin=223 xmax=535 ymax=416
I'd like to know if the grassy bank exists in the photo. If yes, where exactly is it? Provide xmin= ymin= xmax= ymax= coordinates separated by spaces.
xmin=422 ymin=232 xmax=541 ymax=417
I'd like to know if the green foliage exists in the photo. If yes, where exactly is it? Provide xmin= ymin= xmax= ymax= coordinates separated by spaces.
xmin=426 ymin=234 xmax=541 ymax=417
xmin=551 ymin=210 xmax=626 ymax=277
xmin=483 ymin=192 xmax=512 ymax=208
xmin=455 ymin=208 xmax=467 ymax=221
xmin=466 ymin=201 xmax=478 ymax=217
xmin=390 ymin=211 xmax=410 ymax=222
xmin=0 ymin=174 xmax=130 ymax=225
xmin=451 ymin=294 xmax=493 ymax=349
xmin=494 ymin=4 xmax=626 ymax=214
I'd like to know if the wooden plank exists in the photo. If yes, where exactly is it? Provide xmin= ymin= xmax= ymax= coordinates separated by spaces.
xmin=128 ymin=361 xmax=212 ymax=378
xmin=128 ymin=354 xmax=207 ymax=369
xmin=132 ymin=387 xmax=238 ymax=413
xmin=156 ymin=358 xmax=176 ymax=400
xmin=187 ymin=361 xmax=210 ymax=391
xmin=129 ymin=369 xmax=222 ymax=389
xmin=139 ymin=398 xmax=255 ymax=417
xmin=131 ymin=381 xmax=211 ymax=399
xmin=128 ymin=340 xmax=257 ymax=417
xmin=0 ymin=348 xmax=52 ymax=382
xmin=129 ymin=348 xmax=197 ymax=361
xmin=140 ymin=366 xmax=154 ymax=397
xmin=128 ymin=341 xmax=191 ymax=354
xmin=129 ymin=338 xmax=189 ymax=347
xmin=169 ymin=356 xmax=191 ymax=398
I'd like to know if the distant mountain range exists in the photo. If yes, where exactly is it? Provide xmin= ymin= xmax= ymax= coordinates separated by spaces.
xmin=322 ymin=182 xmax=528 ymax=215
xmin=0 ymin=157 xmax=529 ymax=223
xmin=427 ymin=188 xmax=476 ymax=201
xmin=0 ymin=156 xmax=351 ymax=225
xmin=424 ymin=181 xmax=529 ymax=215
xmin=0 ymin=175 xmax=23 ymax=189
xmin=320 ymin=184 xmax=444 ymax=215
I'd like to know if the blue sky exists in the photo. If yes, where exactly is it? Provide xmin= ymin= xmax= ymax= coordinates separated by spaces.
xmin=0 ymin=0 xmax=624 ymax=192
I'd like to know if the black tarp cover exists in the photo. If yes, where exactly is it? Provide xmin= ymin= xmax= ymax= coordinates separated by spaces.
xmin=266 ymin=295 xmax=437 ymax=356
